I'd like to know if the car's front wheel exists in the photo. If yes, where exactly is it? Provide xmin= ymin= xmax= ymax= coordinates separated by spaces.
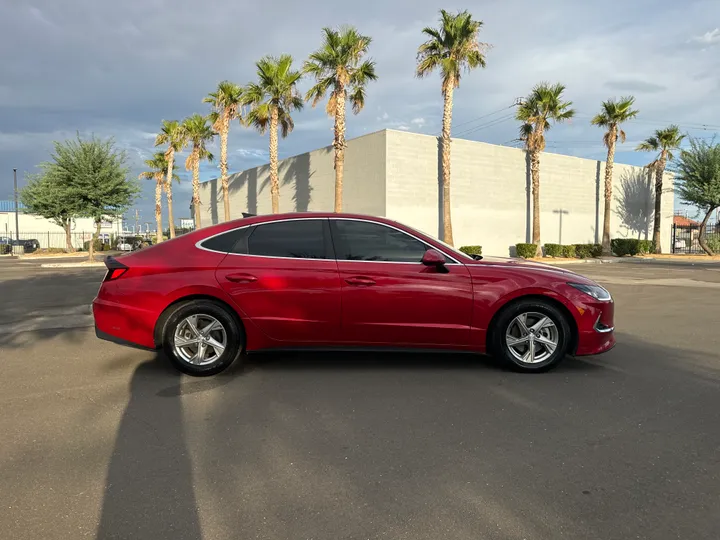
xmin=490 ymin=299 xmax=572 ymax=373
xmin=162 ymin=299 xmax=244 ymax=376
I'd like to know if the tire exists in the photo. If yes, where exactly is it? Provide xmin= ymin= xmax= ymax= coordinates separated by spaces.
xmin=162 ymin=299 xmax=244 ymax=376
xmin=490 ymin=299 xmax=572 ymax=373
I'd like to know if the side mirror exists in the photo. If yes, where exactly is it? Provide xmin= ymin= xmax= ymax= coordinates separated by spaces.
xmin=421 ymin=248 xmax=446 ymax=267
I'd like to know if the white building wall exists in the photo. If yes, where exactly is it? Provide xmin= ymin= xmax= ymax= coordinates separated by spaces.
xmin=199 ymin=131 xmax=386 ymax=225
xmin=384 ymin=130 xmax=673 ymax=255
xmin=0 ymin=213 xmax=123 ymax=249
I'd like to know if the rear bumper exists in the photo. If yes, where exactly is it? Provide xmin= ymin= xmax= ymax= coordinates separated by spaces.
xmin=92 ymin=298 xmax=158 ymax=350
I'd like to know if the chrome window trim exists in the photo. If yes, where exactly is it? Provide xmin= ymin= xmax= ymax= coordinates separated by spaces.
xmin=194 ymin=215 xmax=463 ymax=265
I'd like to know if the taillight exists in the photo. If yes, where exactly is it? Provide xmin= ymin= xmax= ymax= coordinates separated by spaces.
xmin=104 ymin=256 xmax=129 ymax=281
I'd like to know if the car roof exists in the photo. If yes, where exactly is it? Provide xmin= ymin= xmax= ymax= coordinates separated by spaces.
xmin=225 ymin=212 xmax=401 ymax=228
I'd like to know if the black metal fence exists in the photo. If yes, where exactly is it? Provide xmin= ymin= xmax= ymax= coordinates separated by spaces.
xmin=671 ymin=222 xmax=720 ymax=254
xmin=0 ymin=232 xmax=127 ymax=252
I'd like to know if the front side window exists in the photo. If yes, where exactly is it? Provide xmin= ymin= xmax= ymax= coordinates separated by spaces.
xmin=331 ymin=220 xmax=430 ymax=262
xmin=247 ymin=220 xmax=326 ymax=259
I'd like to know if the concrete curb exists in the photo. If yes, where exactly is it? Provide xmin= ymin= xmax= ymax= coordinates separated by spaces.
xmin=529 ymin=258 xmax=618 ymax=266
xmin=40 ymin=262 xmax=105 ymax=268
xmin=19 ymin=254 xmax=90 ymax=261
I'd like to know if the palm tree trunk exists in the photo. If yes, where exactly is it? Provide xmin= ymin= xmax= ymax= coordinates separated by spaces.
xmin=155 ymin=178 xmax=163 ymax=244
xmin=165 ymin=149 xmax=176 ymax=239
xmin=440 ymin=77 xmax=455 ymax=246
xmin=601 ymin=127 xmax=617 ymax=255
xmin=698 ymin=207 xmax=714 ymax=256
xmin=269 ymin=107 xmax=280 ymax=214
xmin=530 ymin=149 xmax=541 ymax=256
xmin=652 ymin=154 xmax=666 ymax=254
xmin=63 ymin=219 xmax=75 ymax=252
xmin=220 ymin=116 xmax=231 ymax=222
xmin=334 ymin=87 xmax=347 ymax=213
xmin=192 ymin=150 xmax=202 ymax=228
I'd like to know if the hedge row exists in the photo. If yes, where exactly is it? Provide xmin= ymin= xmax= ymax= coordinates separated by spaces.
xmin=611 ymin=239 xmax=655 ymax=256
xmin=514 ymin=243 xmax=603 ymax=259
xmin=459 ymin=245 xmax=482 ymax=256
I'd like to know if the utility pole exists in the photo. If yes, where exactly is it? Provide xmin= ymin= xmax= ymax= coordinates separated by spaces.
xmin=13 ymin=168 xmax=19 ymax=243
xmin=134 ymin=209 xmax=140 ymax=234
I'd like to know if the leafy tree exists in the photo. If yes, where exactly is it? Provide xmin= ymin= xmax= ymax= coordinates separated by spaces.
xmin=416 ymin=9 xmax=488 ymax=246
xmin=20 ymin=173 xmax=80 ymax=252
xmin=244 ymin=54 xmax=304 ymax=214
xmin=636 ymin=125 xmax=685 ymax=253
xmin=21 ymin=135 xmax=139 ymax=258
xmin=516 ymin=82 xmax=575 ymax=256
xmin=69 ymin=136 xmax=140 ymax=260
xmin=155 ymin=120 xmax=187 ymax=238
xmin=304 ymin=26 xmax=377 ymax=212
xmin=182 ymin=114 xmax=216 ymax=228
xmin=591 ymin=96 xmax=639 ymax=254
xmin=204 ymin=82 xmax=245 ymax=221
xmin=139 ymin=151 xmax=178 ymax=244
xmin=673 ymin=137 xmax=720 ymax=255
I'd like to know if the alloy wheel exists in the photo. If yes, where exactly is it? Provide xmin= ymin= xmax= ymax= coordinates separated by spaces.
xmin=173 ymin=314 xmax=227 ymax=366
xmin=505 ymin=311 xmax=559 ymax=364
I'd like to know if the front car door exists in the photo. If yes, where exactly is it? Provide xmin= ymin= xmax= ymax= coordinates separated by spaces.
xmin=214 ymin=218 xmax=342 ymax=345
xmin=329 ymin=218 xmax=473 ymax=348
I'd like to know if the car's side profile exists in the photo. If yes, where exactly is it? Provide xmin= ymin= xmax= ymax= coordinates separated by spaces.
xmin=93 ymin=212 xmax=615 ymax=376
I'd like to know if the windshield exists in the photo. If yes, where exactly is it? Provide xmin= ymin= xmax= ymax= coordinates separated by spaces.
xmin=402 ymin=224 xmax=474 ymax=261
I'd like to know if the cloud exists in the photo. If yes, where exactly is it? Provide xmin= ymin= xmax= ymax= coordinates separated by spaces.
xmin=1 ymin=0 xmax=719 ymax=217
xmin=604 ymin=80 xmax=667 ymax=93
xmin=690 ymin=28 xmax=720 ymax=45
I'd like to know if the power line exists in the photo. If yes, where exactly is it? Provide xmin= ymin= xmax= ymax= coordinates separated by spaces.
xmin=439 ymin=102 xmax=517 ymax=137
xmin=454 ymin=113 xmax=516 ymax=138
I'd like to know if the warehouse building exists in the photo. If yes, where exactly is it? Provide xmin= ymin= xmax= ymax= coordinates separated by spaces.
xmin=198 ymin=129 xmax=673 ymax=255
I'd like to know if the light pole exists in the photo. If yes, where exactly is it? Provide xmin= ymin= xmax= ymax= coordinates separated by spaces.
xmin=553 ymin=208 xmax=569 ymax=244
xmin=13 ymin=168 xmax=19 ymax=243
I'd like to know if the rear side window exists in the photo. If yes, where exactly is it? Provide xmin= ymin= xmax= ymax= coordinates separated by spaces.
xmin=247 ymin=220 xmax=327 ymax=259
xmin=199 ymin=228 xmax=249 ymax=253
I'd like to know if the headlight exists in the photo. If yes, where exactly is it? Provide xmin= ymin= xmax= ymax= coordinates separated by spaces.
xmin=567 ymin=282 xmax=612 ymax=301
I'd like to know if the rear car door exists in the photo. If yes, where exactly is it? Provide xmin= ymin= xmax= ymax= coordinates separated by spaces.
xmin=214 ymin=218 xmax=342 ymax=344
xmin=329 ymin=218 xmax=473 ymax=347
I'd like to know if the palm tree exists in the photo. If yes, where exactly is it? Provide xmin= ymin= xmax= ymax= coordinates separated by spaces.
xmin=304 ymin=26 xmax=377 ymax=212
xmin=182 ymin=114 xmax=215 ymax=228
xmin=636 ymin=125 xmax=685 ymax=254
xmin=243 ymin=54 xmax=303 ymax=213
xmin=139 ymin=152 xmax=178 ymax=244
xmin=591 ymin=96 xmax=639 ymax=255
xmin=203 ymin=81 xmax=245 ymax=222
xmin=516 ymin=82 xmax=575 ymax=256
xmin=416 ymin=9 xmax=488 ymax=246
xmin=155 ymin=120 xmax=187 ymax=238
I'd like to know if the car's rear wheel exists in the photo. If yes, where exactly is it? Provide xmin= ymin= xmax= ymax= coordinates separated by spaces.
xmin=490 ymin=299 xmax=572 ymax=373
xmin=162 ymin=299 xmax=244 ymax=376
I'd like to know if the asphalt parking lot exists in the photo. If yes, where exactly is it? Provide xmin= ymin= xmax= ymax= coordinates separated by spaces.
xmin=0 ymin=257 xmax=719 ymax=540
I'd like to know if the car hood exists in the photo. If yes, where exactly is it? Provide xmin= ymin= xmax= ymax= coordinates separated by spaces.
xmin=467 ymin=256 xmax=597 ymax=284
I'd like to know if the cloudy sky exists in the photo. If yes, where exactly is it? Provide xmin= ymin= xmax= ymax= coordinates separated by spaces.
xmin=1 ymin=0 xmax=719 ymax=227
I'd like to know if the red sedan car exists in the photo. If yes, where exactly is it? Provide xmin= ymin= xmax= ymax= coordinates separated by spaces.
xmin=93 ymin=213 xmax=615 ymax=376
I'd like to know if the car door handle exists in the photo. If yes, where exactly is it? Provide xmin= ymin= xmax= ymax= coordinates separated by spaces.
xmin=345 ymin=276 xmax=376 ymax=286
xmin=225 ymin=273 xmax=258 ymax=283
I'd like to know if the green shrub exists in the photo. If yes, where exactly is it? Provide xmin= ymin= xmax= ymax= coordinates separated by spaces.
xmin=573 ymin=244 xmax=592 ymax=258
xmin=515 ymin=243 xmax=537 ymax=259
xmin=544 ymin=243 xmax=563 ymax=257
xmin=611 ymin=238 xmax=641 ymax=256
xmin=459 ymin=245 xmax=482 ymax=257
xmin=590 ymin=243 xmax=603 ymax=258
xmin=637 ymin=240 xmax=655 ymax=254
xmin=562 ymin=244 xmax=576 ymax=258
xmin=706 ymin=235 xmax=720 ymax=254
